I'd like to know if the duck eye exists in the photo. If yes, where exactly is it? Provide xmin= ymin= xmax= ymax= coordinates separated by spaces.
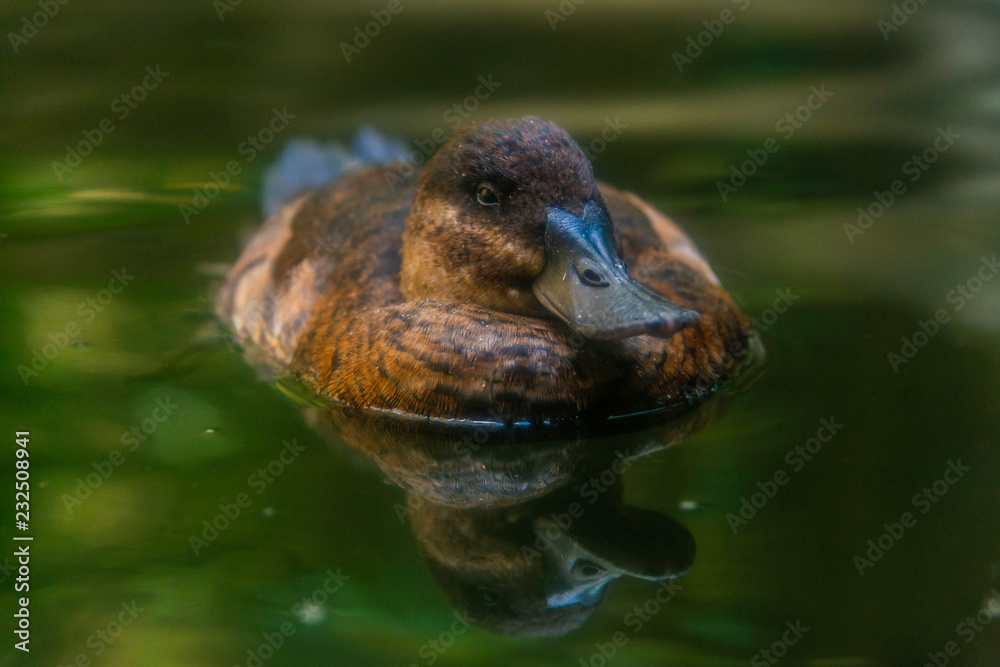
xmin=572 ymin=560 xmax=606 ymax=579
xmin=476 ymin=184 xmax=500 ymax=207
xmin=581 ymin=268 xmax=607 ymax=286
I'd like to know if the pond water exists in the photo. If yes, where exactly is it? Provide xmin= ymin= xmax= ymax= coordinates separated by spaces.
xmin=2 ymin=1 xmax=1000 ymax=666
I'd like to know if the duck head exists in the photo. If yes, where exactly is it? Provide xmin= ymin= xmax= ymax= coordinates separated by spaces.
xmin=400 ymin=116 xmax=699 ymax=340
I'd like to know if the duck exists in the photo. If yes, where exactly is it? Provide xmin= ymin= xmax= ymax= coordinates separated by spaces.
xmin=217 ymin=116 xmax=755 ymax=427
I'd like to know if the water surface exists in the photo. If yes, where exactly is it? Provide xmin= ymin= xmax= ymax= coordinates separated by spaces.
xmin=2 ymin=1 xmax=1000 ymax=665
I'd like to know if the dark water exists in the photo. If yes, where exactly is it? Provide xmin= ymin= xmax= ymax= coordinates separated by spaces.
xmin=2 ymin=1 xmax=1000 ymax=665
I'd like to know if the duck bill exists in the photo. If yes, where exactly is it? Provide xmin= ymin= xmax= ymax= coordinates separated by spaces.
xmin=536 ymin=500 xmax=695 ymax=608
xmin=532 ymin=201 xmax=699 ymax=340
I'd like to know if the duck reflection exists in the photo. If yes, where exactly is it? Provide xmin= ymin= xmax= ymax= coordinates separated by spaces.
xmin=409 ymin=469 xmax=694 ymax=636
xmin=299 ymin=388 xmax=728 ymax=510
xmin=293 ymin=390 xmax=731 ymax=636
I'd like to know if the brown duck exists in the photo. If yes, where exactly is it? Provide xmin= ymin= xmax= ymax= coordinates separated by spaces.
xmin=217 ymin=116 xmax=753 ymax=426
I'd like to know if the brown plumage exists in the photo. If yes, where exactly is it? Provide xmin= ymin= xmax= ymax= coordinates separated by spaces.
xmin=217 ymin=117 xmax=754 ymax=426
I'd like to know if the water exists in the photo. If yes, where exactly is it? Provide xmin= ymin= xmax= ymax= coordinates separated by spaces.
xmin=2 ymin=1 xmax=1000 ymax=665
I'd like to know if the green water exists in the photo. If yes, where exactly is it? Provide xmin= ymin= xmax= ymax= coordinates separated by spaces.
xmin=3 ymin=1 xmax=1000 ymax=665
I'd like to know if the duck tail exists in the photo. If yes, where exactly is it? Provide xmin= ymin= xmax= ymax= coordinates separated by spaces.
xmin=261 ymin=126 xmax=409 ymax=218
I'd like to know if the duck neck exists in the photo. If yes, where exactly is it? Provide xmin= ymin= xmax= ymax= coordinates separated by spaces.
xmin=400 ymin=203 xmax=548 ymax=317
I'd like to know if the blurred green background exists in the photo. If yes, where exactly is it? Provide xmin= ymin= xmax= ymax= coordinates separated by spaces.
xmin=1 ymin=0 xmax=999 ymax=665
